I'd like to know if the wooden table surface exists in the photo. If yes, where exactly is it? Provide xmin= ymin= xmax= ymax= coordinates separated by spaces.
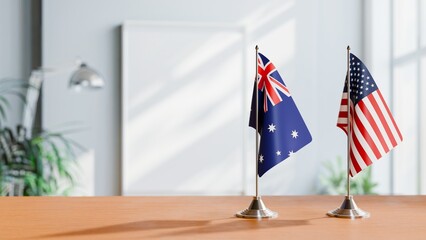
xmin=1 ymin=196 xmax=425 ymax=239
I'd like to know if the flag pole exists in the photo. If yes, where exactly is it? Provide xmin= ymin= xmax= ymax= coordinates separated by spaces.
xmin=346 ymin=45 xmax=351 ymax=198
xmin=236 ymin=45 xmax=277 ymax=219
xmin=255 ymin=45 xmax=260 ymax=198
xmin=326 ymin=46 xmax=369 ymax=219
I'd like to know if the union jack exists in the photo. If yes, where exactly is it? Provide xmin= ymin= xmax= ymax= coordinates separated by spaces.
xmin=257 ymin=53 xmax=290 ymax=112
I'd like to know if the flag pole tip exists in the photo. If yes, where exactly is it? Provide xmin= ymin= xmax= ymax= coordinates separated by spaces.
xmin=347 ymin=45 xmax=351 ymax=50
xmin=255 ymin=45 xmax=259 ymax=50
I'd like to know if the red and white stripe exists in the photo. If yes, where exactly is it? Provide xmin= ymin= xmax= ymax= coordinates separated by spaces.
xmin=337 ymin=90 xmax=403 ymax=176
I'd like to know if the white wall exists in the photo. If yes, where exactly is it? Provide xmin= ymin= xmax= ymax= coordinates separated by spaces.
xmin=365 ymin=0 xmax=426 ymax=195
xmin=364 ymin=0 xmax=394 ymax=195
xmin=0 ymin=0 xmax=32 ymax=127
xmin=42 ymin=0 xmax=363 ymax=195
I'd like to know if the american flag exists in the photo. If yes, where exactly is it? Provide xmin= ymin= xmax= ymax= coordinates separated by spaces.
xmin=250 ymin=52 xmax=312 ymax=177
xmin=337 ymin=53 xmax=403 ymax=177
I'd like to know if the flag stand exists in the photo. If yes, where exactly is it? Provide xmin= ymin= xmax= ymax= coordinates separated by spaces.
xmin=236 ymin=45 xmax=277 ymax=219
xmin=326 ymin=46 xmax=369 ymax=219
xmin=236 ymin=196 xmax=277 ymax=218
xmin=327 ymin=195 xmax=369 ymax=218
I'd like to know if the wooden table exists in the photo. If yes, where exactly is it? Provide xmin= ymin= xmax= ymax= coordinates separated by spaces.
xmin=1 ymin=196 xmax=425 ymax=239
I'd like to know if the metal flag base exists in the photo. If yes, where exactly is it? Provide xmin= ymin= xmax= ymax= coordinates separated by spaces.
xmin=327 ymin=195 xmax=370 ymax=219
xmin=236 ymin=196 xmax=278 ymax=219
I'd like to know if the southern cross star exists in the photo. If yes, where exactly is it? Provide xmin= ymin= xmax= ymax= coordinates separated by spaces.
xmin=268 ymin=124 xmax=276 ymax=133
xmin=291 ymin=130 xmax=298 ymax=138
xmin=259 ymin=155 xmax=264 ymax=163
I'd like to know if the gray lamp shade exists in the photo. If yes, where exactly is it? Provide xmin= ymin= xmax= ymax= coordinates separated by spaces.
xmin=69 ymin=63 xmax=104 ymax=89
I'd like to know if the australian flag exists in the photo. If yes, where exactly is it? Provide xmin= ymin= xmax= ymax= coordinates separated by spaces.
xmin=249 ymin=52 xmax=312 ymax=177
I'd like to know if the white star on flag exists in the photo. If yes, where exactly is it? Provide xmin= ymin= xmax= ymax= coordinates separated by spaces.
xmin=259 ymin=155 xmax=264 ymax=163
xmin=288 ymin=150 xmax=294 ymax=157
xmin=268 ymin=124 xmax=276 ymax=132
xmin=276 ymin=151 xmax=281 ymax=156
xmin=291 ymin=130 xmax=298 ymax=138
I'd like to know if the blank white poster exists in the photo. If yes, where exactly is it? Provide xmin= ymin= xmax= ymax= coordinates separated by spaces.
xmin=121 ymin=22 xmax=247 ymax=195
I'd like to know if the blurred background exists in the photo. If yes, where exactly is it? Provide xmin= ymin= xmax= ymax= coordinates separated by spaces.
xmin=0 ymin=0 xmax=424 ymax=196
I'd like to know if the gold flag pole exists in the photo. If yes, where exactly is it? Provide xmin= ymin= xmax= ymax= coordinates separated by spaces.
xmin=236 ymin=45 xmax=277 ymax=219
xmin=327 ymin=46 xmax=369 ymax=219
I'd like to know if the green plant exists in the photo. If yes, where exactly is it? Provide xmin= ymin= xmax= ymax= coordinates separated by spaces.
xmin=0 ymin=78 xmax=82 ymax=196
xmin=318 ymin=156 xmax=378 ymax=195
xmin=0 ymin=125 xmax=83 ymax=196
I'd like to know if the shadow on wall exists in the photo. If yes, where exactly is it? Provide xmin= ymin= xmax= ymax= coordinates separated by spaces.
xmin=122 ymin=0 xmax=320 ymax=196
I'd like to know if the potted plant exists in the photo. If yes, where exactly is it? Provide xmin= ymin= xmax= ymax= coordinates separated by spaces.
xmin=0 ymin=79 xmax=81 ymax=196
xmin=318 ymin=156 xmax=378 ymax=195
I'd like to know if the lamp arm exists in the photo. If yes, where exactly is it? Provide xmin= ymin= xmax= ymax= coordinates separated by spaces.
xmin=22 ymin=60 xmax=104 ymax=136
xmin=22 ymin=71 xmax=43 ymax=137
xmin=21 ymin=60 xmax=81 ymax=136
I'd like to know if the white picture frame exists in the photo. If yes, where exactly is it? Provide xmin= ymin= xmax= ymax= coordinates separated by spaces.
xmin=121 ymin=21 xmax=249 ymax=195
